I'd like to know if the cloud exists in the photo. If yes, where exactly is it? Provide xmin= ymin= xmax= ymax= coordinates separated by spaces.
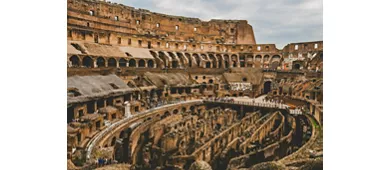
xmin=111 ymin=0 xmax=323 ymax=48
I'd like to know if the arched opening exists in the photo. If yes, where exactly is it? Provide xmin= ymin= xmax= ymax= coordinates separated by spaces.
xmin=138 ymin=59 xmax=145 ymax=67
xmin=96 ymin=57 xmax=105 ymax=67
xmin=264 ymin=55 xmax=270 ymax=62
xmin=172 ymin=61 xmax=179 ymax=68
xmin=173 ymin=109 xmax=179 ymax=114
xmin=158 ymin=52 xmax=168 ymax=68
xmin=255 ymin=55 xmax=262 ymax=61
xmin=147 ymin=60 xmax=154 ymax=68
xmin=209 ymin=54 xmax=218 ymax=68
xmin=223 ymin=54 xmax=230 ymax=68
xmin=239 ymin=56 xmax=245 ymax=67
xmin=119 ymin=58 xmax=127 ymax=67
xmin=108 ymin=58 xmax=117 ymax=67
xmin=70 ymin=55 xmax=80 ymax=67
xmin=185 ymin=53 xmax=192 ymax=67
xmin=193 ymin=54 xmax=201 ymax=67
xmin=205 ymin=62 xmax=211 ymax=68
xmin=294 ymin=63 xmax=301 ymax=70
xmin=82 ymin=56 xmax=93 ymax=68
xmin=129 ymin=59 xmax=136 ymax=67
xmin=264 ymin=81 xmax=272 ymax=94
xmin=190 ymin=106 xmax=195 ymax=112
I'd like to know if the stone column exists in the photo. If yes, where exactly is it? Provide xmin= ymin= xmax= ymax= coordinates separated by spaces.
xmin=124 ymin=101 xmax=131 ymax=117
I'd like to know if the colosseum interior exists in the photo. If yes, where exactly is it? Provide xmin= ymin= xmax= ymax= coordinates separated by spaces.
xmin=67 ymin=0 xmax=323 ymax=169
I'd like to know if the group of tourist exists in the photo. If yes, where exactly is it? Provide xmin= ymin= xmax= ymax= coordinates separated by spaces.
xmin=95 ymin=157 xmax=117 ymax=168
xmin=206 ymin=97 xmax=235 ymax=102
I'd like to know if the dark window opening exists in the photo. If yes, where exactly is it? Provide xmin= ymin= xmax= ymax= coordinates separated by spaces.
xmin=138 ymin=40 xmax=142 ymax=46
xmin=87 ymin=101 xmax=95 ymax=114
xmin=94 ymin=34 xmax=98 ymax=43
xmin=117 ymin=37 xmax=121 ymax=44
xmin=109 ymin=83 xmax=119 ymax=89
xmin=96 ymin=121 xmax=101 ymax=129
xmin=147 ymin=60 xmax=154 ymax=68
xmin=78 ymin=110 xmax=84 ymax=117
xmin=147 ymin=41 xmax=151 ymax=49
xmin=129 ymin=59 xmax=136 ymax=67
xmin=138 ymin=60 xmax=145 ymax=67
xmin=128 ymin=39 xmax=131 ymax=45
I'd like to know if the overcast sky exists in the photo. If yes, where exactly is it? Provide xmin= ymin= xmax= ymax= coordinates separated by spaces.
xmin=111 ymin=0 xmax=322 ymax=48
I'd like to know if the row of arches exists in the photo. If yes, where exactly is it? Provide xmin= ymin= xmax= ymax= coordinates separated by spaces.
xmin=149 ymin=50 xmax=282 ymax=69
xmin=68 ymin=55 xmax=155 ymax=68
xmin=68 ymin=53 xmax=282 ymax=69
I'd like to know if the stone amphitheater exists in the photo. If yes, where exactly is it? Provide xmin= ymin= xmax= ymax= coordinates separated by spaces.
xmin=67 ymin=0 xmax=323 ymax=169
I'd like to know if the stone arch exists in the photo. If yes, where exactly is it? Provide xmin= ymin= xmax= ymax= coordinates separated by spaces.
xmin=138 ymin=59 xmax=145 ymax=67
xmin=239 ymin=55 xmax=246 ymax=67
xmin=223 ymin=54 xmax=230 ymax=68
xmin=231 ymin=54 xmax=238 ymax=67
xmin=185 ymin=53 xmax=193 ymax=67
xmin=173 ymin=109 xmax=179 ymax=114
xmin=168 ymin=52 xmax=180 ymax=68
xmin=271 ymin=55 xmax=281 ymax=61
xmin=82 ymin=56 xmax=93 ymax=68
xmin=205 ymin=62 xmax=211 ymax=68
xmin=176 ymin=52 xmax=188 ymax=67
xmin=200 ymin=54 xmax=208 ymax=64
xmin=216 ymin=54 xmax=223 ymax=68
xmin=193 ymin=54 xmax=201 ymax=67
xmin=150 ymin=50 xmax=163 ymax=68
xmin=69 ymin=55 xmax=80 ymax=67
xmin=255 ymin=55 xmax=262 ymax=61
xmin=292 ymin=61 xmax=304 ymax=70
xmin=107 ymin=58 xmax=117 ymax=67
xmin=119 ymin=58 xmax=127 ymax=67
xmin=129 ymin=59 xmax=136 ymax=67
xmin=158 ymin=51 xmax=170 ymax=68
xmin=96 ymin=57 xmax=106 ymax=67
xmin=208 ymin=54 xmax=218 ymax=68
xmin=263 ymin=55 xmax=270 ymax=62
xmin=147 ymin=59 xmax=154 ymax=68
